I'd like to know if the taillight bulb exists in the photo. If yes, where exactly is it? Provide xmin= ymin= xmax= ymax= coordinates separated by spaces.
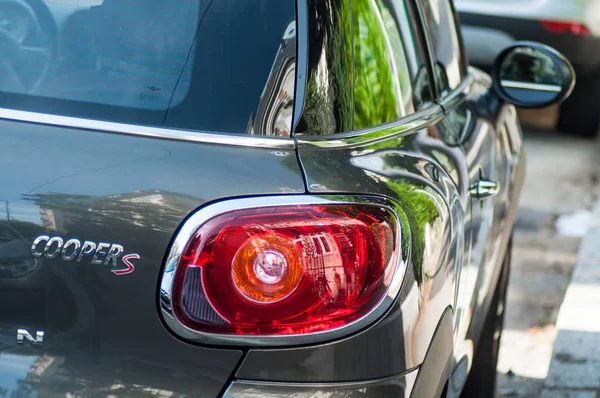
xmin=253 ymin=249 xmax=288 ymax=284
xmin=231 ymin=234 xmax=303 ymax=304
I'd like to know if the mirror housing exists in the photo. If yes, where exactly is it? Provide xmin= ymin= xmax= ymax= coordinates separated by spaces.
xmin=492 ymin=41 xmax=575 ymax=108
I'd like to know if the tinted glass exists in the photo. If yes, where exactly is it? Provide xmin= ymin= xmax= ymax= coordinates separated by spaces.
xmin=295 ymin=0 xmax=354 ymax=136
xmin=419 ymin=0 xmax=466 ymax=96
xmin=352 ymin=0 xmax=433 ymax=130
xmin=0 ymin=0 xmax=296 ymax=136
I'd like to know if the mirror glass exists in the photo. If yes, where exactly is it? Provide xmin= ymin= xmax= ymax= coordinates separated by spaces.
xmin=499 ymin=47 xmax=564 ymax=105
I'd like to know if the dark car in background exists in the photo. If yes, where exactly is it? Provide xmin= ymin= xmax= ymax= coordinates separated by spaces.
xmin=456 ymin=0 xmax=600 ymax=136
xmin=0 ymin=0 xmax=574 ymax=397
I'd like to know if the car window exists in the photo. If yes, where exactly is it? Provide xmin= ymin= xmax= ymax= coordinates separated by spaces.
xmin=418 ymin=0 xmax=467 ymax=97
xmin=352 ymin=0 xmax=434 ymax=130
xmin=0 ymin=0 xmax=296 ymax=136
xmin=295 ymin=0 xmax=354 ymax=136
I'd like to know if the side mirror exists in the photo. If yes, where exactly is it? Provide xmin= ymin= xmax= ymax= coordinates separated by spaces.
xmin=492 ymin=41 xmax=575 ymax=108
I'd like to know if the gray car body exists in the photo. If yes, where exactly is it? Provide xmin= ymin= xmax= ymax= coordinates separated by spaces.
xmin=0 ymin=0 xmax=525 ymax=397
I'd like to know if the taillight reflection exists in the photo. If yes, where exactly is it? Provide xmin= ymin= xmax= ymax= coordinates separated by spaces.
xmin=540 ymin=20 xmax=591 ymax=37
xmin=171 ymin=204 xmax=402 ymax=336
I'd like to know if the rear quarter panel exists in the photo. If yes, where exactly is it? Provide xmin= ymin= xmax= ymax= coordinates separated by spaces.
xmin=236 ymin=108 xmax=469 ymax=381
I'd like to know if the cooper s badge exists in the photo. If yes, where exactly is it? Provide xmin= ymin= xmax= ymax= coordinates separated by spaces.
xmin=31 ymin=235 xmax=140 ymax=275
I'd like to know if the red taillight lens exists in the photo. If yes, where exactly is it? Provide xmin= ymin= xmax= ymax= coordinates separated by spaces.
xmin=171 ymin=204 xmax=401 ymax=336
xmin=540 ymin=20 xmax=591 ymax=37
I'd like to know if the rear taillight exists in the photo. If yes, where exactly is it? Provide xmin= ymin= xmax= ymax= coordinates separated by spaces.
xmin=540 ymin=20 xmax=591 ymax=37
xmin=168 ymin=202 xmax=403 ymax=338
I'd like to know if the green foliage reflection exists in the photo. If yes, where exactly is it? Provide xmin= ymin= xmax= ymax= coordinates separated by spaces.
xmin=353 ymin=0 xmax=398 ymax=129
xmin=385 ymin=181 xmax=440 ymax=283
xmin=353 ymin=0 xmax=413 ymax=130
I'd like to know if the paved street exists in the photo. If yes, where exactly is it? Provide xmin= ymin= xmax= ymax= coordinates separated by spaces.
xmin=540 ymin=200 xmax=600 ymax=397
xmin=495 ymin=125 xmax=600 ymax=397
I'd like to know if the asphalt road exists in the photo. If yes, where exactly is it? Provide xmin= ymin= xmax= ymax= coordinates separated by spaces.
xmin=495 ymin=127 xmax=600 ymax=397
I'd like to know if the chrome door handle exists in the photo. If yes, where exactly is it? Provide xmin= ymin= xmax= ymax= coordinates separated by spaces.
xmin=469 ymin=180 xmax=500 ymax=200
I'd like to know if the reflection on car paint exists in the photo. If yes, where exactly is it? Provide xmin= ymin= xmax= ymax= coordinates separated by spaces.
xmin=296 ymin=0 xmax=353 ymax=135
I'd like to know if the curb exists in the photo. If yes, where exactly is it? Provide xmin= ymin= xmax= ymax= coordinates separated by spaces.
xmin=541 ymin=199 xmax=600 ymax=397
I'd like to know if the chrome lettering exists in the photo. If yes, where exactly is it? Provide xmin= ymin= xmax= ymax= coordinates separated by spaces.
xmin=77 ymin=241 xmax=97 ymax=262
xmin=61 ymin=239 xmax=81 ymax=261
xmin=17 ymin=329 xmax=44 ymax=345
xmin=32 ymin=235 xmax=138 ymax=275
xmin=43 ymin=237 xmax=63 ymax=259
xmin=31 ymin=235 xmax=49 ymax=258
xmin=104 ymin=244 xmax=124 ymax=266
xmin=92 ymin=242 xmax=111 ymax=265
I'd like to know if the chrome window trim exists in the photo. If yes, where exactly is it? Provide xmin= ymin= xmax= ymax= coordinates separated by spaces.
xmin=0 ymin=108 xmax=296 ymax=149
xmin=159 ymin=194 xmax=410 ymax=347
xmin=439 ymin=73 xmax=474 ymax=110
xmin=500 ymin=80 xmax=562 ymax=92
xmin=294 ymin=105 xmax=445 ymax=148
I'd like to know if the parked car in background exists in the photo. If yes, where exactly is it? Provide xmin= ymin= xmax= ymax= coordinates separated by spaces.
xmin=456 ymin=0 xmax=598 ymax=136
xmin=0 ymin=0 xmax=574 ymax=397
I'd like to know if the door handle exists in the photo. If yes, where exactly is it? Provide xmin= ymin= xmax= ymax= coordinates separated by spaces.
xmin=469 ymin=180 xmax=500 ymax=200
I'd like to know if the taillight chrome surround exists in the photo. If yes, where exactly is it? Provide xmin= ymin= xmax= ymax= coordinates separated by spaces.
xmin=158 ymin=195 xmax=410 ymax=346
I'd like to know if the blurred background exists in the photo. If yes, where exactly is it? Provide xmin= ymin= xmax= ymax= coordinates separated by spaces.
xmin=455 ymin=0 xmax=600 ymax=396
